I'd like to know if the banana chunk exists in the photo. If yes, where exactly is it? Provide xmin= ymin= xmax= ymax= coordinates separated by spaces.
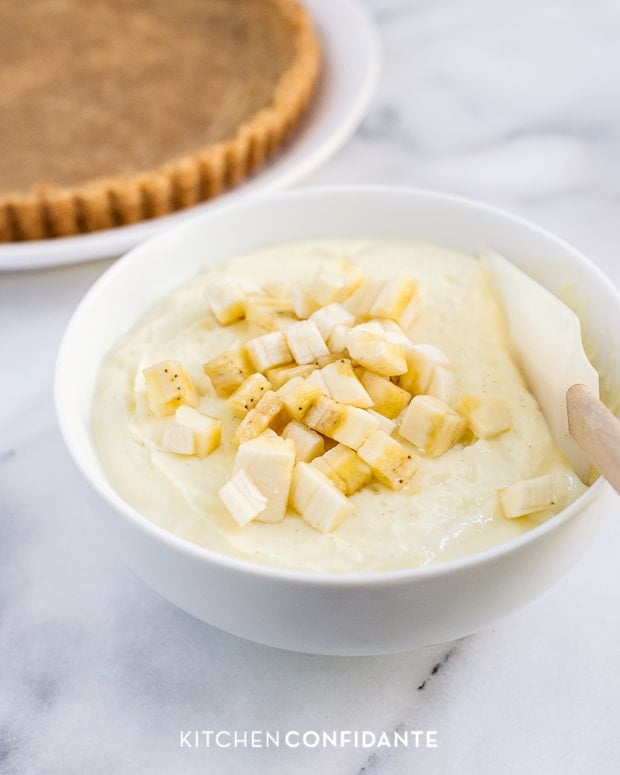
xmin=305 ymin=369 xmax=330 ymax=395
xmin=372 ymin=319 xmax=412 ymax=348
xmin=205 ymin=277 xmax=261 ymax=325
xmin=175 ymin=406 xmax=221 ymax=457
xmin=342 ymin=277 xmax=381 ymax=319
xmin=219 ymin=468 xmax=268 ymax=526
xmin=312 ymin=444 xmax=372 ymax=495
xmin=245 ymin=294 xmax=296 ymax=332
xmin=360 ymin=370 xmax=411 ymax=418
xmin=498 ymin=475 xmax=557 ymax=519
xmin=314 ymin=352 xmax=347 ymax=368
xmin=308 ymin=263 xmax=363 ymax=306
xmin=290 ymin=282 xmax=320 ymax=319
xmin=262 ymin=281 xmax=291 ymax=299
xmin=346 ymin=326 xmax=408 ymax=378
xmin=399 ymin=394 xmax=466 ymax=456
xmin=309 ymin=303 xmax=355 ymax=339
xmin=282 ymin=421 xmax=324 ymax=462
xmin=459 ymin=394 xmax=511 ymax=439
xmin=234 ymin=433 xmax=296 ymax=523
xmin=284 ymin=320 xmax=330 ymax=365
xmin=310 ymin=456 xmax=347 ymax=492
xmin=228 ymin=373 xmax=272 ymax=418
xmin=203 ymin=343 xmax=251 ymax=397
xmin=366 ymin=409 xmax=397 ymax=435
xmin=291 ymin=462 xmax=354 ymax=533
xmin=369 ymin=274 xmax=418 ymax=328
xmin=320 ymin=358 xmax=373 ymax=408
xmin=161 ymin=424 xmax=195 ymax=456
xmin=303 ymin=395 xmax=380 ymax=449
xmin=277 ymin=376 xmax=322 ymax=420
xmin=357 ymin=430 xmax=420 ymax=491
xmin=354 ymin=320 xmax=387 ymax=337
xmin=270 ymin=316 xmax=299 ymax=333
xmin=265 ymin=363 xmax=315 ymax=390
xmin=143 ymin=360 xmax=198 ymax=417
xmin=232 ymin=390 xmax=286 ymax=445
xmin=398 ymin=344 xmax=452 ymax=395
xmin=426 ymin=366 xmax=458 ymax=408
xmin=245 ymin=331 xmax=293 ymax=373
xmin=327 ymin=323 xmax=352 ymax=354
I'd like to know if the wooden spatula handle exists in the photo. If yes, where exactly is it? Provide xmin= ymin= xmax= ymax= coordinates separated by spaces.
xmin=567 ymin=384 xmax=620 ymax=493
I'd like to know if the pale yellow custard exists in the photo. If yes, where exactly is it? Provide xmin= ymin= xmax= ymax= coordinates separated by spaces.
xmin=92 ymin=240 xmax=586 ymax=572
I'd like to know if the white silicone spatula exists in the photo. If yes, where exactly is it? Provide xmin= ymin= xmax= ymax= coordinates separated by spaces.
xmin=481 ymin=250 xmax=620 ymax=492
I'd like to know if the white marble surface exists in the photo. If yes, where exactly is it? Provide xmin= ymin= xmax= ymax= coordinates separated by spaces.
xmin=1 ymin=0 xmax=620 ymax=772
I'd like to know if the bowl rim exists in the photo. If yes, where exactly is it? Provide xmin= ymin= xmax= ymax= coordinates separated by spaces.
xmin=55 ymin=184 xmax=617 ymax=587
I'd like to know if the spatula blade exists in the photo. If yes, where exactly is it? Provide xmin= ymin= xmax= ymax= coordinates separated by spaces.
xmin=481 ymin=249 xmax=599 ymax=483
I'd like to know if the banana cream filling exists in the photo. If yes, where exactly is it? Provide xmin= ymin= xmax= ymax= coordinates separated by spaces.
xmin=92 ymin=240 xmax=587 ymax=572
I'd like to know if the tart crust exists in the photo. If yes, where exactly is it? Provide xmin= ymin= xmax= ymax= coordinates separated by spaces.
xmin=0 ymin=0 xmax=320 ymax=242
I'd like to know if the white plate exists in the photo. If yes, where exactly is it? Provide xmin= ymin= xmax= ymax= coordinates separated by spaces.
xmin=0 ymin=0 xmax=380 ymax=272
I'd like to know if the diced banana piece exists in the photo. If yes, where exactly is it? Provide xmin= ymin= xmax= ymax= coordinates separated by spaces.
xmin=498 ymin=475 xmax=557 ymax=519
xmin=327 ymin=324 xmax=352 ymax=354
xmin=354 ymin=320 xmax=386 ymax=336
xmin=314 ymin=352 xmax=347 ymax=368
xmin=308 ymin=265 xmax=362 ymax=306
xmin=291 ymin=462 xmax=354 ymax=533
xmin=397 ymin=297 xmax=420 ymax=330
xmin=309 ymin=272 xmax=343 ymax=306
xmin=372 ymin=319 xmax=412 ymax=347
xmin=360 ymin=370 xmax=411 ymax=418
xmin=205 ymin=277 xmax=261 ymax=325
xmin=311 ymin=456 xmax=347 ymax=493
xmin=277 ymin=377 xmax=322 ymax=419
xmin=306 ymin=369 xmax=330 ymax=395
xmin=320 ymin=358 xmax=373 ymax=408
xmin=245 ymin=331 xmax=293 ymax=372
xmin=290 ymin=283 xmax=320 ymax=319
xmin=309 ymin=303 xmax=355 ymax=339
xmin=265 ymin=363 xmax=315 ymax=389
xmin=282 ymin=421 xmax=324 ymax=462
xmin=369 ymin=275 xmax=418 ymax=327
xmin=357 ymin=430 xmax=420 ymax=491
xmin=399 ymin=395 xmax=466 ymax=457
xmin=334 ymin=256 xmax=367 ymax=282
xmin=342 ymin=277 xmax=380 ymax=319
xmin=398 ymin=344 xmax=451 ymax=395
xmin=426 ymin=366 xmax=458 ymax=408
xmin=270 ymin=316 xmax=298 ymax=332
xmin=303 ymin=395 xmax=380 ymax=449
xmin=161 ymin=424 xmax=195 ymax=456
xmin=459 ymin=394 xmax=512 ymax=439
xmin=284 ymin=320 xmax=329 ymax=365
xmin=234 ymin=433 xmax=296 ymax=523
xmin=329 ymin=404 xmax=381 ymax=450
xmin=143 ymin=360 xmax=198 ymax=417
xmin=366 ymin=409 xmax=396 ymax=435
xmin=232 ymin=390 xmax=286 ymax=445
xmin=219 ymin=468 xmax=267 ymax=526
xmin=175 ymin=405 xmax=222 ymax=457
xmin=346 ymin=326 xmax=408 ymax=377
xmin=262 ymin=281 xmax=290 ymax=299
xmin=245 ymin=294 xmax=295 ymax=331
xmin=317 ymin=444 xmax=372 ymax=495
xmin=228 ymin=373 xmax=272 ymax=418
xmin=203 ymin=343 xmax=251 ymax=397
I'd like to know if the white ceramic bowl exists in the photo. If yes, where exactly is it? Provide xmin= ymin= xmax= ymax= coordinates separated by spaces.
xmin=55 ymin=187 xmax=620 ymax=656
